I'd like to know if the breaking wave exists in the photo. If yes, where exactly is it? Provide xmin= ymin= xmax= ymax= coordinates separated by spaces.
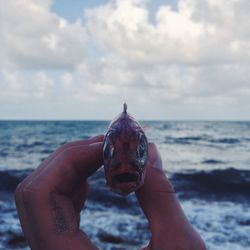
xmin=1 ymin=168 xmax=250 ymax=203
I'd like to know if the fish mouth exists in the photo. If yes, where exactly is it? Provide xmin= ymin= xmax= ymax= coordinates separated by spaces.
xmin=114 ymin=172 xmax=138 ymax=183
xmin=111 ymin=171 xmax=140 ymax=195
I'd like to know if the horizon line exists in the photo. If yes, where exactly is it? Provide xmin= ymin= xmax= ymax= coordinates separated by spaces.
xmin=0 ymin=118 xmax=249 ymax=122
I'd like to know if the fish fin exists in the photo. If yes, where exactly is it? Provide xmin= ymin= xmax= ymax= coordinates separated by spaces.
xmin=123 ymin=103 xmax=128 ymax=113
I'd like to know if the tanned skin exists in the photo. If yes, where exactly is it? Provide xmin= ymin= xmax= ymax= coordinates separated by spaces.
xmin=136 ymin=144 xmax=206 ymax=250
xmin=15 ymin=135 xmax=206 ymax=250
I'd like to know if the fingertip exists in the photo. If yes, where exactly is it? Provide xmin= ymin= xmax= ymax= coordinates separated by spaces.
xmin=148 ymin=142 xmax=156 ymax=148
xmin=148 ymin=142 xmax=158 ymax=153
xmin=146 ymin=143 xmax=163 ymax=170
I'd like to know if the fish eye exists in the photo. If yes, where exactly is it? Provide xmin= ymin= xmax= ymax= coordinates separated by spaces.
xmin=103 ymin=136 xmax=115 ymax=160
xmin=110 ymin=147 xmax=115 ymax=159
xmin=138 ymin=133 xmax=147 ymax=163
xmin=103 ymin=137 xmax=110 ymax=160
xmin=139 ymin=143 xmax=145 ymax=158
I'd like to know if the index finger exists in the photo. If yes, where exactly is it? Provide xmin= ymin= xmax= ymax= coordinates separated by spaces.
xmin=23 ymin=141 xmax=103 ymax=195
xmin=19 ymin=134 xmax=104 ymax=189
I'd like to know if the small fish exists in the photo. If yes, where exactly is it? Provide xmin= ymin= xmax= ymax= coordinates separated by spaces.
xmin=103 ymin=103 xmax=148 ymax=195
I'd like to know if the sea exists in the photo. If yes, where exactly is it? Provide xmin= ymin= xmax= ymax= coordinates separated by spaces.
xmin=0 ymin=120 xmax=250 ymax=250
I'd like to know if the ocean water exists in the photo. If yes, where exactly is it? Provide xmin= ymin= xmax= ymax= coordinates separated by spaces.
xmin=0 ymin=120 xmax=250 ymax=249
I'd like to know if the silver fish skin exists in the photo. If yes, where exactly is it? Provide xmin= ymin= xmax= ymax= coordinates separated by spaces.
xmin=103 ymin=104 xmax=148 ymax=196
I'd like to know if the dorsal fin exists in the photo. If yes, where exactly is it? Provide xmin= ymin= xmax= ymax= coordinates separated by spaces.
xmin=123 ymin=103 xmax=127 ymax=113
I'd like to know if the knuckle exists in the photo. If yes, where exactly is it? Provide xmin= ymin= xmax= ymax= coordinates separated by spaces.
xmin=14 ymin=181 xmax=40 ymax=207
xmin=22 ymin=188 xmax=43 ymax=205
xmin=14 ymin=175 xmax=49 ymax=210
xmin=15 ymin=181 xmax=24 ymax=194
xmin=15 ymin=176 xmax=33 ymax=199
xmin=17 ymin=182 xmax=44 ymax=202
xmin=15 ymin=182 xmax=25 ymax=203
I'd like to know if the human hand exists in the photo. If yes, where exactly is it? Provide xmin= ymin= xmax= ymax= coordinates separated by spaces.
xmin=136 ymin=143 xmax=175 ymax=223
xmin=15 ymin=135 xmax=104 ymax=250
xmin=136 ymin=143 xmax=206 ymax=250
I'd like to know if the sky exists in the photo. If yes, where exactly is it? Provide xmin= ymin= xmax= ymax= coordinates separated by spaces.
xmin=0 ymin=0 xmax=250 ymax=120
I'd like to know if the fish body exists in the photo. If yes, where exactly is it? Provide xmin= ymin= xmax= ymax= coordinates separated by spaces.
xmin=103 ymin=104 xmax=148 ymax=195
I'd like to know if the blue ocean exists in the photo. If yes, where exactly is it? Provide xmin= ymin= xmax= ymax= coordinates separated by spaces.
xmin=0 ymin=121 xmax=250 ymax=250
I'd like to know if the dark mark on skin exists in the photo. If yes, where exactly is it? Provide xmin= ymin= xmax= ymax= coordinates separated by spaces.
xmin=49 ymin=194 xmax=70 ymax=233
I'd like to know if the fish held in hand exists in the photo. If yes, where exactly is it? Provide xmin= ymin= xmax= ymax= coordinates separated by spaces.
xmin=103 ymin=103 xmax=148 ymax=196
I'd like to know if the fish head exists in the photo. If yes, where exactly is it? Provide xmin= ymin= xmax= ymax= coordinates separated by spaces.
xmin=103 ymin=106 xmax=148 ymax=196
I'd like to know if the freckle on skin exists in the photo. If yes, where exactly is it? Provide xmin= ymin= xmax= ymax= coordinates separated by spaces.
xmin=49 ymin=194 xmax=70 ymax=233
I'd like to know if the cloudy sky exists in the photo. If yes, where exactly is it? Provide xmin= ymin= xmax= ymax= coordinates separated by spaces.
xmin=0 ymin=0 xmax=250 ymax=120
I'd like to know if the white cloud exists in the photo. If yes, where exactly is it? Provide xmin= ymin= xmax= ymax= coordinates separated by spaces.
xmin=85 ymin=0 xmax=250 ymax=64
xmin=0 ymin=0 xmax=86 ymax=69
xmin=0 ymin=0 xmax=250 ymax=119
xmin=0 ymin=69 xmax=54 ymax=101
